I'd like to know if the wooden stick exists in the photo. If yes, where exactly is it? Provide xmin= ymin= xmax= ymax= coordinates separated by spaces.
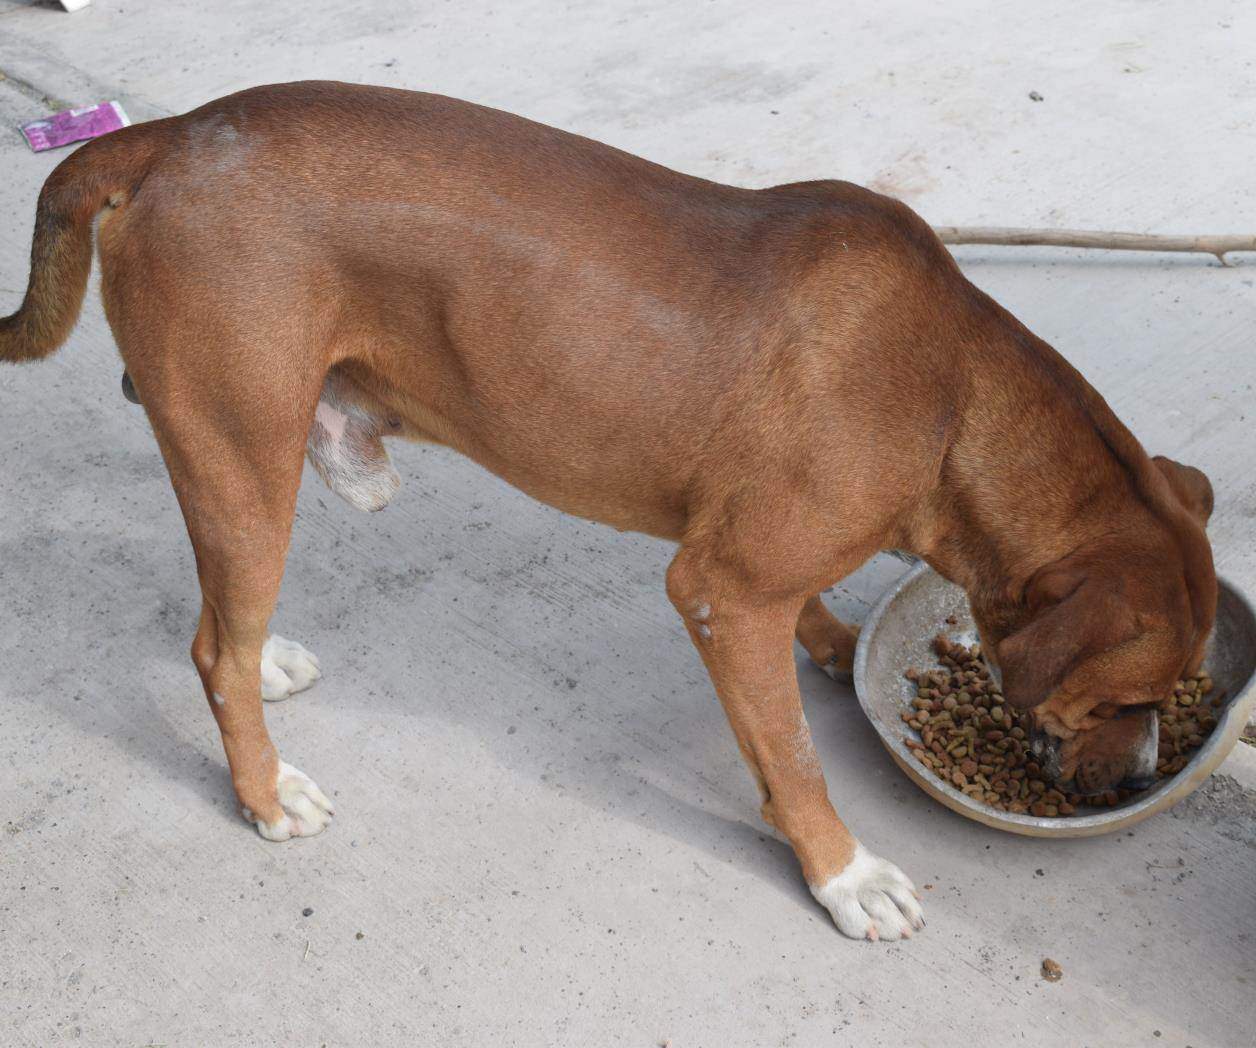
xmin=932 ymin=226 xmax=1256 ymax=265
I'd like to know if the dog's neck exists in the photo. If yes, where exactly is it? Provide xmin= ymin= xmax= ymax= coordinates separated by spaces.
xmin=903 ymin=326 xmax=1167 ymax=636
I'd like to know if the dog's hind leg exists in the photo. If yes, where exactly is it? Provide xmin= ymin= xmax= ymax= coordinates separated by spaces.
xmin=117 ymin=314 xmax=334 ymax=839
xmin=260 ymin=633 xmax=322 ymax=702
xmin=174 ymin=399 xmax=331 ymax=839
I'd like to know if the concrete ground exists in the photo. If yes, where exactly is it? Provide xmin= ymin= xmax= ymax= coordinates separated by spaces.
xmin=2 ymin=1 xmax=1255 ymax=1045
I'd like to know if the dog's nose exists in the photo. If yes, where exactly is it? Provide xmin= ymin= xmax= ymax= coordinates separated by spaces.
xmin=1067 ymin=707 xmax=1160 ymax=796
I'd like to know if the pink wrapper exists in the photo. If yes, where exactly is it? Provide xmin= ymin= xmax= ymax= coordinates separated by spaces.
xmin=20 ymin=100 xmax=130 ymax=152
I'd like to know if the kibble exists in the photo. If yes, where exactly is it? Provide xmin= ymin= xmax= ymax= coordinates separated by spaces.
xmin=902 ymin=635 xmax=1219 ymax=817
xmin=1041 ymin=958 xmax=1063 ymax=982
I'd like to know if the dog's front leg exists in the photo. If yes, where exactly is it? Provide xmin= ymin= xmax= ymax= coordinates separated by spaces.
xmin=795 ymin=595 xmax=859 ymax=681
xmin=667 ymin=553 xmax=923 ymax=941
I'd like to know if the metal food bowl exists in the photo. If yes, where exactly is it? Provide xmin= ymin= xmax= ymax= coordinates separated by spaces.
xmin=853 ymin=563 xmax=1256 ymax=837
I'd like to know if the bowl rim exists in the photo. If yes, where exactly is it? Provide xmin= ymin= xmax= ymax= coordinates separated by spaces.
xmin=852 ymin=561 xmax=1256 ymax=837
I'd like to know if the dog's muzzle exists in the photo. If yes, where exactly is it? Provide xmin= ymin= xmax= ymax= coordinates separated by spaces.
xmin=1030 ymin=707 xmax=1160 ymax=796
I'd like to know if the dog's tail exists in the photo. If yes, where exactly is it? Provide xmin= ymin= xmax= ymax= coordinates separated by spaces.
xmin=0 ymin=122 xmax=164 ymax=364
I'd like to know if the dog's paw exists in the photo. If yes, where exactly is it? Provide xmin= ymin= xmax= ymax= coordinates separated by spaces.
xmin=245 ymin=762 xmax=335 ymax=841
xmin=811 ymin=844 xmax=924 ymax=941
xmin=798 ymin=612 xmax=859 ymax=686
xmin=261 ymin=634 xmax=321 ymax=701
xmin=817 ymin=657 xmax=854 ymax=684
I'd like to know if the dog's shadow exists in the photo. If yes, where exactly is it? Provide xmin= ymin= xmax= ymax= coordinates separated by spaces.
xmin=261 ymin=464 xmax=922 ymax=910
xmin=4 ymin=452 xmax=917 ymax=914
xmin=0 ymin=524 xmax=238 ymax=816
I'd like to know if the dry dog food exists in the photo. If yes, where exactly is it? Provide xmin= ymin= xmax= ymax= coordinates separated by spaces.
xmin=900 ymin=636 xmax=1223 ymax=816
xmin=1041 ymin=958 xmax=1063 ymax=982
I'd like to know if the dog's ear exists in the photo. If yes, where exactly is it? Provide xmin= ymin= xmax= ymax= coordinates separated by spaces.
xmin=995 ymin=562 xmax=1139 ymax=710
xmin=1153 ymin=456 xmax=1213 ymax=527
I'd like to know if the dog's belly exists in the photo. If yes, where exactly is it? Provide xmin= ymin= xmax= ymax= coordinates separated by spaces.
xmin=310 ymin=361 xmax=694 ymax=538
xmin=314 ymin=289 xmax=744 ymax=543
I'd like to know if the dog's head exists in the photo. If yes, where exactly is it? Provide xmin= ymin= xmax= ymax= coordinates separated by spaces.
xmin=979 ymin=457 xmax=1216 ymax=796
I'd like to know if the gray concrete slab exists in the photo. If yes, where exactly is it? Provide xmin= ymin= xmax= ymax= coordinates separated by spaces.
xmin=1 ymin=2 xmax=1254 ymax=1046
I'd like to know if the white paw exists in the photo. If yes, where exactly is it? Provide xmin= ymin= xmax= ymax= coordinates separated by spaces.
xmin=811 ymin=843 xmax=924 ymax=941
xmin=260 ymin=634 xmax=321 ymax=701
xmin=819 ymin=658 xmax=852 ymax=683
xmin=245 ymin=761 xmax=335 ymax=842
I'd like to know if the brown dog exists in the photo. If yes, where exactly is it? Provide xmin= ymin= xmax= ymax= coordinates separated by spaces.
xmin=1 ymin=82 xmax=1216 ymax=941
